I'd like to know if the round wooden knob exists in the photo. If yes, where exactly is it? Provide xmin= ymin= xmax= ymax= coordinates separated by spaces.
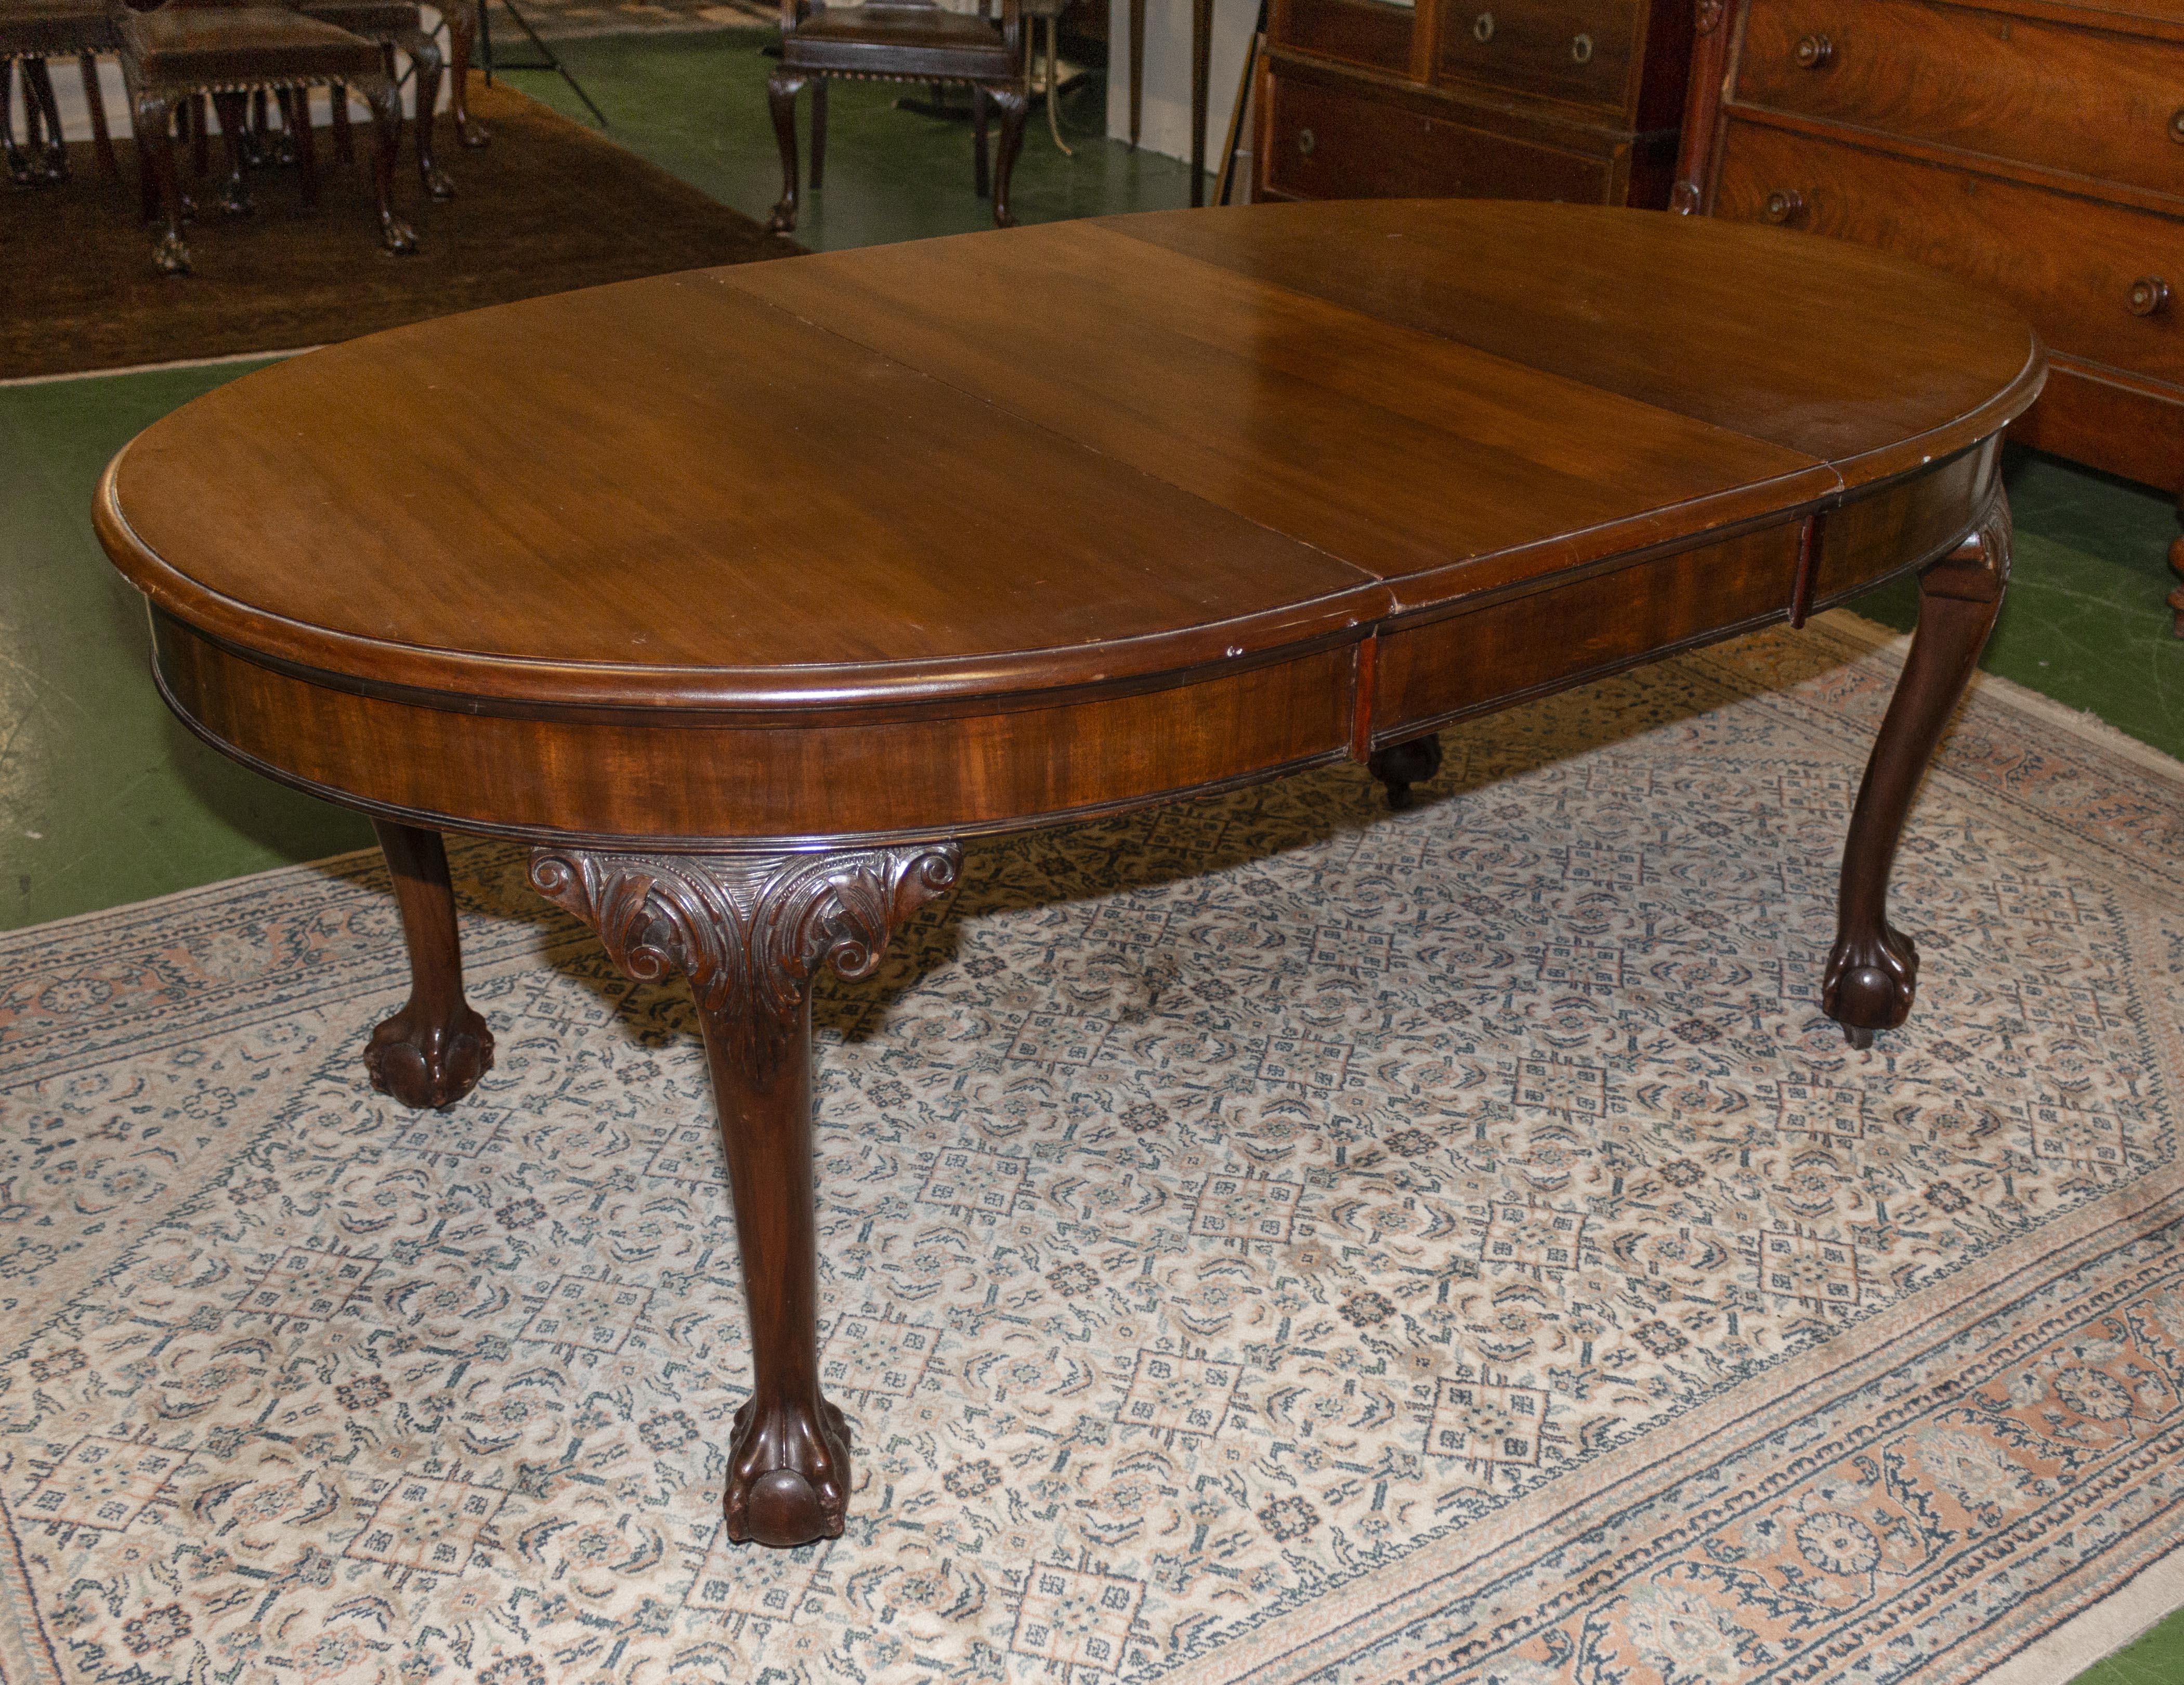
xmin=1473 ymin=11 xmax=1495 ymax=41
xmin=1795 ymin=32 xmax=1833 ymax=66
xmin=2128 ymin=276 xmax=2171 ymax=317
xmin=1763 ymin=188 xmax=1806 ymax=224
xmin=1297 ymin=127 xmax=1316 ymax=155
xmin=1571 ymin=31 xmax=1594 ymax=61
xmin=2171 ymin=107 xmax=2184 ymax=142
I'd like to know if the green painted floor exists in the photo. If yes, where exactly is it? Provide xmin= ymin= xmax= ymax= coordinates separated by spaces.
xmin=6 ymin=33 xmax=2184 ymax=1673
xmin=498 ymin=27 xmax=1200 ymax=250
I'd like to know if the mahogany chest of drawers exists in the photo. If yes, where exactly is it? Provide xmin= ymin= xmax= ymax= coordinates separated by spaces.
xmin=1673 ymin=0 xmax=2184 ymax=626
xmin=1255 ymin=0 xmax=1695 ymax=208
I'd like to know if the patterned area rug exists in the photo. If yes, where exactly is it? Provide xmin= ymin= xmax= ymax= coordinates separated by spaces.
xmin=3 ymin=611 xmax=2183 ymax=1685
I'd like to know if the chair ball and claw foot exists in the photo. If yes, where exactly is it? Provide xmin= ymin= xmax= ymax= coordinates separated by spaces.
xmin=363 ymin=822 xmax=496 ymax=1110
xmin=1823 ymin=484 xmax=2012 ymax=1050
xmin=1367 ymin=733 xmax=1442 ymax=810
xmin=529 ymin=840 xmax=963 ymax=1548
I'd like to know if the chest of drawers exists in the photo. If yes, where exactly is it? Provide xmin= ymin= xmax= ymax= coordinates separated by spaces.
xmin=1673 ymin=0 xmax=2184 ymax=629
xmin=1256 ymin=0 xmax=1695 ymax=208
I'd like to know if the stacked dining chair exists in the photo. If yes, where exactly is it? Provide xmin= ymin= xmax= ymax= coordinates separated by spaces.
xmin=6 ymin=0 xmax=480 ymax=273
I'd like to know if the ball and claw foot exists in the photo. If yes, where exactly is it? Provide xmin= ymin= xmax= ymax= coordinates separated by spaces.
xmin=723 ymin=1394 xmax=850 ymax=1548
xmin=365 ymin=1007 xmax=494 ymax=1109
xmin=767 ymin=197 xmax=796 ymax=236
xmin=1367 ymin=734 xmax=1443 ymax=811
xmin=380 ymin=213 xmax=419 ymax=255
xmin=1822 ymin=922 xmax=1919 ymax=1050
xmin=153 ymin=231 xmax=193 ymax=275
xmin=421 ymin=163 xmax=455 ymax=201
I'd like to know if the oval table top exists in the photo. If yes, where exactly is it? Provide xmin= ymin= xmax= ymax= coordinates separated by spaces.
xmin=96 ymin=200 xmax=2041 ymax=717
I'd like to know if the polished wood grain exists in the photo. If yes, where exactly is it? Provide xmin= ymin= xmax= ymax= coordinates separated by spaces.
xmin=1260 ymin=0 xmax=1690 ymax=208
xmin=1259 ymin=66 xmax=1622 ymax=204
xmin=1734 ymin=0 xmax=2184 ymax=200
xmin=1677 ymin=0 xmax=2184 ymax=623
xmin=1114 ymin=203 xmax=2038 ymax=476
xmin=1716 ymin=123 xmax=2184 ymax=388
xmin=94 ymin=200 xmax=2042 ymax=1547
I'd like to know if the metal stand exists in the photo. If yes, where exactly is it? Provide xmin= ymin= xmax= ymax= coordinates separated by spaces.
xmin=479 ymin=0 xmax=608 ymax=127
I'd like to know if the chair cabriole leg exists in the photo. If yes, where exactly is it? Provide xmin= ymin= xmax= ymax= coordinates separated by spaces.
xmin=362 ymin=76 xmax=417 ymax=252
xmin=402 ymin=25 xmax=452 ymax=198
xmin=989 ymin=84 xmax=1025 ymax=226
xmin=765 ymin=68 xmax=803 ymax=233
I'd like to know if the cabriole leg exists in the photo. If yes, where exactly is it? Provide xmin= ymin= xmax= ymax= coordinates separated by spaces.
xmin=765 ymin=69 xmax=803 ymax=234
xmin=447 ymin=0 xmax=488 ymax=147
xmin=24 ymin=57 xmax=65 ymax=182
xmin=362 ymin=76 xmax=417 ymax=252
xmin=212 ymin=89 xmax=252 ymax=214
xmin=1824 ymin=487 xmax=2011 ymax=1048
xmin=281 ymin=86 xmax=318 ymax=206
xmin=367 ymin=820 xmax=494 ymax=1107
xmin=402 ymin=27 xmax=452 ymax=198
xmin=2 ymin=60 xmax=27 ymax=187
xmin=81 ymin=53 xmax=117 ymax=177
xmin=136 ymin=90 xmax=191 ymax=273
xmin=530 ymin=842 xmax=961 ymax=1547
xmin=988 ymin=85 xmax=1026 ymax=227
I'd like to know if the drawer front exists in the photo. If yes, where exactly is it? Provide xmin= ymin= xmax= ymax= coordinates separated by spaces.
xmin=1275 ymin=0 xmax=1415 ymax=76
xmin=1735 ymin=0 xmax=2184 ymax=200
xmin=1435 ymin=0 xmax=1641 ymax=113
xmin=1716 ymin=121 xmax=2184 ymax=385
xmin=1265 ymin=71 xmax=1615 ymax=200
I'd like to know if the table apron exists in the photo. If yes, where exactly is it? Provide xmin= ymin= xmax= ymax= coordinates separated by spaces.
xmin=146 ymin=437 xmax=1995 ymax=849
xmin=149 ymin=617 xmax=1363 ymax=848
xmin=1368 ymin=439 xmax=1993 ymax=745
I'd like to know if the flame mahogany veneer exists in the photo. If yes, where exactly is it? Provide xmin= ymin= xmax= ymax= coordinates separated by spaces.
xmin=94 ymin=200 xmax=2043 ymax=1548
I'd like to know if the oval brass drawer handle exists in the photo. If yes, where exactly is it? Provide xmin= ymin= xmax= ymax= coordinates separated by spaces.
xmin=1763 ymin=188 xmax=1807 ymax=224
xmin=1572 ymin=32 xmax=1594 ymax=61
xmin=1795 ymin=32 xmax=1833 ymax=67
xmin=1473 ymin=11 xmax=1495 ymax=41
xmin=2128 ymin=276 xmax=2171 ymax=317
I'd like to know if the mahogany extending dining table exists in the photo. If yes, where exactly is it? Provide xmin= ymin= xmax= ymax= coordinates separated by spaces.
xmin=94 ymin=199 xmax=2043 ymax=1549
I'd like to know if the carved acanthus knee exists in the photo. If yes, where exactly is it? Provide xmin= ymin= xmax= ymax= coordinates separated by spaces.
xmin=529 ymin=840 xmax=960 ymax=1547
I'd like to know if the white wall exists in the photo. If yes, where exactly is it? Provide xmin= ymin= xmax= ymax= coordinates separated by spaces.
xmin=1106 ymin=0 xmax=1257 ymax=175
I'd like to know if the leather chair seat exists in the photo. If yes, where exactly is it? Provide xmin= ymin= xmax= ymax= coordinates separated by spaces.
xmin=116 ymin=4 xmax=382 ymax=86
xmin=0 ymin=0 xmax=115 ymax=58
xmin=297 ymin=0 xmax=425 ymax=36
xmin=781 ymin=3 xmax=1014 ymax=77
